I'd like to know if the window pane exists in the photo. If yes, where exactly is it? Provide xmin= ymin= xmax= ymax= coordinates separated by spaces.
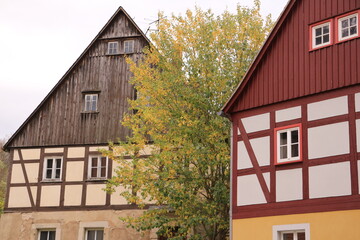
xmin=342 ymin=29 xmax=349 ymax=37
xmin=283 ymin=233 xmax=294 ymax=240
xmin=56 ymin=159 xmax=61 ymax=168
xmin=92 ymin=158 xmax=98 ymax=167
xmin=96 ymin=230 xmax=104 ymax=240
xmin=350 ymin=26 xmax=357 ymax=35
xmin=101 ymin=157 xmax=107 ymax=167
xmin=280 ymin=146 xmax=287 ymax=159
xmin=47 ymin=159 xmax=53 ymax=169
xmin=39 ymin=231 xmax=48 ymax=240
xmin=315 ymin=36 xmax=322 ymax=45
xmin=342 ymin=19 xmax=349 ymax=28
xmin=100 ymin=167 xmax=106 ymax=178
xmin=323 ymin=34 xmax=329 ymax=43
xmin=280 ymin=132 xmax=287 ymax=145
xmin=91 ymin=167 xmax=97 ymax=178
xmin=87 ymin=230 xmax=95 ymax=240
xmin=315 ymin=27 xmax=322 ymax=36
xmin=46 ymin=169 xmax=52 ymax=179
xmin=291 ymin=144 xmax=299 ymax=158
xmin=291 ymin=130 xmax=298 ymax=143
xmin=49 ymin=231 xmax=56 ymax=240
xmin=55 ymin=169 xmax=61 ymax=179
xmin=323 ymin=25 xmax=329 ymax=34
xmin=297 ymin=232 xmax=305 ymax=240
xmin=350 ymin=16 xmax=357 ymax=26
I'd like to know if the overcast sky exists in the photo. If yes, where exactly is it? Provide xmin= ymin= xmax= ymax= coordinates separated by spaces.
xmin=0 ymin=0 xmax=288 ymax=140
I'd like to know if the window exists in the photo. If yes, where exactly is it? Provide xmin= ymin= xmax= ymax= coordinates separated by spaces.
xmin=107 ymin=41 xmax=118 ymax=54
xmin=124 ymin=40 xmax=134 ymax=53
xmin=88 ymin=156 xmax=108 ymax=179
xmin=84 ymin=94 xmax=98 ymax=112
xmin=38 ymin=230 xmax=56 ymax=240
xmin=337 ymin=11 xmax=359 ymax=42
xmin=273 ymin=224 xmax=310 ymax=240
xmin=85 ymin=229 xmax=104 ymax=240
xmin=310 ymin=20 xmax=332 ymax=50
xmin=275 ymin=124 xmax=302 ymax=165
xmin=43 ymin=157 xmax=62 ymax=181
xmin=280 ymin=231 xmax=305 ymax=240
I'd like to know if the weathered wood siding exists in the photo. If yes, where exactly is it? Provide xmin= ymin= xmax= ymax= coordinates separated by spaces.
xmin=231 ymin=0 xmax=360 ymax=112
xmin=8 ymin=10 xmax=148 ymax=147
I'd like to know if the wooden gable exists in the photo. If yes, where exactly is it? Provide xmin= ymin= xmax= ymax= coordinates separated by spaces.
xmin=223 ymin=0 xmax=360 ymax=114
xmin=4 ymin=7 xmax=150 ymax=149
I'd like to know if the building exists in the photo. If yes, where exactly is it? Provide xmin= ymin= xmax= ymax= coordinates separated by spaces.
xmin=0 ymin=7 xmax=154 ymax=240
xmin=222 ymin=0 xmax=360 ymax=239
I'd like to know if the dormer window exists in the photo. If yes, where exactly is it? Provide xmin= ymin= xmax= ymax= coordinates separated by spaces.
xmin=337 ymin=11 xmax=359 ymax=42
xmin=124 ymin=40 xmax=134 ymax=53
xmin=107 ymin=41 xmax=118 ymax=54
xmin=310 ymin=20 xmax=332 ymax=50
xmin=84 ymin=94 xmax=98 ymax=112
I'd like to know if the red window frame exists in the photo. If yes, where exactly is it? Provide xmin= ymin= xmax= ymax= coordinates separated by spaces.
xmin=274 ymin=123 xmax=302 ymax=165
xmin=309 ymin=19 xmax=333 ymax=51
xmin=335 ymin=10 xmax=360 ymax=43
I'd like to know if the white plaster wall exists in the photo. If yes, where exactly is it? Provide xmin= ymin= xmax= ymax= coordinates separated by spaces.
xmin=89 ymin=146 xmax=109 ymax=152
xmin=308 ymin=96 xmax=348 ymax=121
xmin=309 ymin=162 xmax=351 ymax=199
xmin=355 ymin=93 xmax=360 ymax=112
xmin=64 ymin=185 xmax=83 ymax=206
xmin=22 ymin=149 xmax=41 ymax=160
xmin=25 ymin=163 xmax=39 ymax=183
xmin=308 ymin=122 xmax=349 ymax=159
xmin=40 ymin=186 xmax=61 ymax=207
xmin=237 ymin=141 xmax=252 ymax=170
xmin=111 ymin=186 xmax=128 ymax=205
xmin=237 ymin=137 xmax=270 ymax=170
xmin=242 ymin=113 xmax=270 ymax=133
xmin=8 ymin=187 xmax=31 ymax=208
xmin=276 ymin=168 xmax=303 ymax=202
xmin=66 ymin=161 xmax=84 ymax=181
xmin=86 ymin=184 xmax=107 ymax=206
xmin=44 ymin=148 xmax=64 ymax=153
xmin=67 ymin=147 xmax=85 ymax=158
xmin=10 ymin=164 xmax=25 ymax=183
xmin=237 ymin=174 xmax=267 ymax=206
xmin=356 ymin=120 xmax=360 ymax=152
xmin=13 ymin=150 xmax=20 ymax=160
xmin=276 ymin=106 xmax=301 ymax=122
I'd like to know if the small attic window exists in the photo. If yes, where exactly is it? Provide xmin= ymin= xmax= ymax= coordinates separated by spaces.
xmin=84 ymin=94 xmax=98 ymax=112
xmin=336 ymin=11 xmax=359 ymax=43
xmin=310 ymin=20 xmax=333 ymax=50
xmin=124 ymin=40 xmax=134 ymax=53
xmin=107 ymin=41 xmax=118 ymax=55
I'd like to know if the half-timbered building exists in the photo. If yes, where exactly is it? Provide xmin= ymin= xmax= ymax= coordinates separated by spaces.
xmin=0 ymin=7 xmax=154 ymax=240
xmin=223 ymin=0 xmax=360 ymax=239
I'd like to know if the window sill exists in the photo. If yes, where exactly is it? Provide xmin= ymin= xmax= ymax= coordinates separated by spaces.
xmin=41 ymin=179 xmax=62 ymax=183
xmin=81 ymin=111 xmax=99 ymax=114
xmin=86 ymin=178 xmax=108 ymax=182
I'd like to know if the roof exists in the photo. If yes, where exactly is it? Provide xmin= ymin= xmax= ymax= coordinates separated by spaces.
xmin=222 ymin=0 xmax=295 ymax=114
xmin=3 ymin=7 xmax=150 ymax=151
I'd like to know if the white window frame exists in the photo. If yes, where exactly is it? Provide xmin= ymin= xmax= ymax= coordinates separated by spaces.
xmin=107 ymin=41 xmax=118 ymax=54
xmin=84 ymin=94 xmax=98 ymax=112
xmin=124 ymin=40 xmax=134 ymax=53
xmin=275 ymin=124 xmax=301 ymax=164
xmin=311 ymin=21 xmax=332 ymax=49
xmin=77 ymin=221 xmax=108 ymax=240
xmin=273 ymin=223 xmax=310 ymax=240
xmin=88 ymin=155 xmax=108 ymax=180
xmin=43 ymin=157 xmax=63 ymax=181
xmin=337 ymin=12 xmax=359 ymax=42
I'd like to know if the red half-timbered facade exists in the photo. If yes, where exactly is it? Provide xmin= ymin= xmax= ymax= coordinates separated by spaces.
xmin=223 ymin=0 xmax=360 ymax=239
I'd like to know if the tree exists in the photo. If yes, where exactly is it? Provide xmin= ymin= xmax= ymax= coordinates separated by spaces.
xmin=0 ymin=139 xmax=9 ymax=214
xmin=104 ymin=1 xmax=273 ymax=239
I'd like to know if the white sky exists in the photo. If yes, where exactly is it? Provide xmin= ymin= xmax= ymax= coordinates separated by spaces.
xmin=0 ymin=0 xmax=288 ymax=140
